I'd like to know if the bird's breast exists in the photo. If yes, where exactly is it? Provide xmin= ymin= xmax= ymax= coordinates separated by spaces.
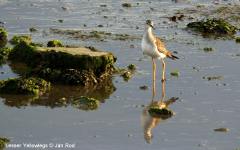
xmin=141 ymin=38 xmax=166 ymax=59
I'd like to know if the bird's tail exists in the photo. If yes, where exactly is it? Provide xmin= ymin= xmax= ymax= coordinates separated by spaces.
xmin=169 ymin=54 xmax=179 ymax=60
xmin=172 ymin=55 xmax=179 ymax=59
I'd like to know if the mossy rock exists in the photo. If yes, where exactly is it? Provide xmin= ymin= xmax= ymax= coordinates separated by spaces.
xmin=29 ymin=27 xmax=37 ymax=32
xmin=0 ymin=28 xmax=8 ymax=48
xmin=0 ymin=77 xmax=50 ymax=95
xmin=8 ymin=41 xmax=116 ymax=85
xmin=122 ymin=3 xmax=132 ymax=7
xmin=8 ymin=41 xmax=39 ymax=63
xmin=127 ymin=63 xmax=137 ymax=70
xmin=0 ymin=137 xmax=10 ymax=150
xmin=0 ymin=47 xmax=12 ymax=61
xmin=71 ymin=96 xmax=99 ymax=111
xmin=9 ymin=35 xmax=31 ymax=45
xmin=47 ymin=40 xmax=64 ymax=47
xmin=187 ymin=18 xmax=239 ymax=35
xmin=0 ymin=28 xmax=8 ymax=40
xmin=148 ymin=107 xmax=174 ymax=118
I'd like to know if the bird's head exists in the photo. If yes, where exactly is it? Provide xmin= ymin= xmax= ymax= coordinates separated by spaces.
xmin=145 ymin=20 xmax=155 ymax=30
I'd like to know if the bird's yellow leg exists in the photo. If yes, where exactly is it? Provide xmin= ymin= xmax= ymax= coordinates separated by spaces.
xmin=152 ymin=57 xmax=156 ymax=81
xmin=152 ymin=79 xmax=156 ymax=102
xmin=161 ymin=59 xmax=166 ymax=82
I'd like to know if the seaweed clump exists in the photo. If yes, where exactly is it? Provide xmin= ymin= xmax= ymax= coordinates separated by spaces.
xmin=0 ymin=137 xmax=10 ymax=150
xmin=213 ymin=127 xmax=228 ymax=132
xmin=204 ymin=47 xmax=214 ymax=51
xmin=0 ymin=28 xmax=8 ymax=48
xmin=47 ymin=40 xmax=64 ymax=47
xmin=9 ymin=35 xmax=31 ymax=45
xmin=122 ymin=3 xmax=132 ymax=7
xmin=0 ymin=47 xmax=11 ymax=61
xmin=0 ymin=28 xmax=8 ymax=41
xmin=29 ymin=27 xmax=37 ymax=32
xmin=148 ymin=107 xmax=174 ymax=118
xmin=170 ymin=71 xmax=179 ymax=76
xmin=71 ymin=96 xmax=99 ymax=111
xmin=187 ymin=18 xmax=238 ymax=35
xmin=236 ymin=37 xmax=240 ymax=43
xmin=127 ymin=63 xmax=137 ymax=70
xmin=0 ymin=77 xmax=50 ymax=95
xmin=202 ymin=76 xmax=224 ymax=80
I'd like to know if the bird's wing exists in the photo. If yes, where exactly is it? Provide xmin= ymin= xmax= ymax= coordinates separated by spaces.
xmin=155 ymin=37 xmax=178 ymax=59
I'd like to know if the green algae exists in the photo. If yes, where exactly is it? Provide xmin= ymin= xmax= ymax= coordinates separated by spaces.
xmin=71 ymin=96 xmax=99 ymax=111
xmin=127 ymin=63 xmax=137 ymax=70
xmin=29 ymin=27 xmax=37 ymax=32
xmin=202 ymin=76 xmax=224 ymax=80
xmin=100 ymin=4 xmax=107 ymax=7
xmin=122 ymin=3 xmax=132 ymax=7
xmin=0 ymin=28 xmax=8 ymax=40
xmin=123 ymin=71 xmax=131 ymax=78
xmin=8 ymin=41 xmax=39 ymax=64
xmin=8 ymin=41 xmax=116 ymax=85
xmin=47 ymin=40 xmax=64 ymax=47
xmin=213 ymin=127 xmax=228 ymax=132
xmin=172 ymin=51 xmax=179 ymax=54
xmin=187 ymin=18 xmax=238 ymax=35
xmin=236 ymin=37 xmax=240 ymax=43
xmin=148 ymin=107 xmax=174 ymax=118
xmin=0 ymin=137 xmax=10 ymax=150
xmin=213 ymin=5 xmax=240 ymax=15
xmin=0 ymin=28 xmax=7 ymax=48
xmin=170 ymin=71 xmax=179 ymax=76
xmin=58 ymin=19 xmax=64 ymax=23
xmin=0 ymin=47 xmax=11 ymax=61
xmin=196 ymin=4 xmax=204 ymax=8
xmin=204 ymin=47 xmax=214 ymax=51
xmin=0 ymin=77 xmax=50 ymax=95
xmin=9 ymin=35 xmax=31 ymax=45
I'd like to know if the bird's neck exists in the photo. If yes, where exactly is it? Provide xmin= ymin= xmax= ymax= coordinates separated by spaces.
xmin=144 ymin=27 xmax=152 ymax=34
xmin=144 ymin=27 xmax=154 ymax=40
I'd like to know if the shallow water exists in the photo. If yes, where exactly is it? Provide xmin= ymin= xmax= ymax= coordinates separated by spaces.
xmin=1 ymin=0 xmax=240 ymax=150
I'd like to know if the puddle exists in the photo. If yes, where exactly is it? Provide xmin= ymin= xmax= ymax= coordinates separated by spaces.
xmin=1 ymin=0 xmax=240 ymax=150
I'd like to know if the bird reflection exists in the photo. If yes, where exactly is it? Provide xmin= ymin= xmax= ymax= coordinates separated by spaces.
xmin=141 ymin=81 xmax=178 ymax=143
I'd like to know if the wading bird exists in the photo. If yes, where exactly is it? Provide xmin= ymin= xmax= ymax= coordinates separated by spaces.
xmin=141 ymin=20 xmax=179 ymax=82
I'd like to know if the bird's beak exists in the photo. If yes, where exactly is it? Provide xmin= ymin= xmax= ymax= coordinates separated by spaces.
xmin=150 ymin=25 xmax=155 ymax=30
